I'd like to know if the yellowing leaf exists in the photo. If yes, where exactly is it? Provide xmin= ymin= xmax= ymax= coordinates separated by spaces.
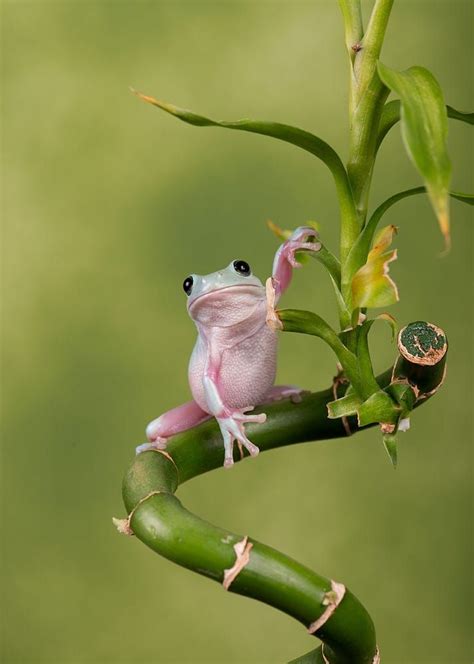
xmin=377 ymin=64 xmax=452 ymax=249
xmin=351 ymin=225 xmax=399 ymax=309
xmin=266 ymin=220 xmax=293 ymax=241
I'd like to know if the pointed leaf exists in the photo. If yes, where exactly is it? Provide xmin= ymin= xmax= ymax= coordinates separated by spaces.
xmin=132 ymin=90 xmax=349 ymax=192
xmin=383 ymin=433 xmax=398 ymax=468
xmin=450 ymin=191 xmax=474 ymax=206
xmin=377 ymin=63 xmax=452 ymax=248
xmin=352 ymin=226 xmax=399 ymax=309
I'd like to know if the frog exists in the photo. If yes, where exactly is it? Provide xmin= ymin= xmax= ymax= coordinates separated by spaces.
xmin=137 ymin=226 xmax=320 ymax=467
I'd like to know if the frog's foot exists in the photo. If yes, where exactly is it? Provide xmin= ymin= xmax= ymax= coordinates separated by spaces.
xmin=283 ymin=227 xmax=321 ymax=268
xmin=217 ymin=408 xmax=266 ymax=468
xmin=263 ymin=384 xmax=306 ymax=404
xmin=136 ymin=438 xmax=167 ymax=455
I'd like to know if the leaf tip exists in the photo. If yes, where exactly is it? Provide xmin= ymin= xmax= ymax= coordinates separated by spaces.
xmin=438 ymin=210 xmax=451 ymax=254
xmin=130 ymin=88 xmax=174 ymax=114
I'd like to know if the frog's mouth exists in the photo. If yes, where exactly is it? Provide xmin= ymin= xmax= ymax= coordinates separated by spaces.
xmin=188 ymin=284 xmax=264 ymax=313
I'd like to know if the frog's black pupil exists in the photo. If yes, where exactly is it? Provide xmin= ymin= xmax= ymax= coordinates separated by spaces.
xmin=183 ymin=276 xmax=193 ymax=296
xmin=233 ymin=260 xmax=251 ymax=276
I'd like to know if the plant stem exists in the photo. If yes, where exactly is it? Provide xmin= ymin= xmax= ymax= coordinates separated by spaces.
xmin=337 ymin=0 xmax=364 ymax=61
xmin=344 ymin=0 xmax=394 ymax=234
xmin=336 ymin=0 xmax=395 ymax=359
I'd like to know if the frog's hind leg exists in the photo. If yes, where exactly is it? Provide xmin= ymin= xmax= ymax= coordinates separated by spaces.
xmin=261 ymin=385 xmax=305 ymax=404
xmin=136 ymin=400 xmax=211 ymax=455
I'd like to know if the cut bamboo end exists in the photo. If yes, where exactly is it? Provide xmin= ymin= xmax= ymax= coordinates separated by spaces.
xmin=397 ymin=321 xmax=447 ymax=366
xmin=393 ymin=321 xmax=448 ymax=397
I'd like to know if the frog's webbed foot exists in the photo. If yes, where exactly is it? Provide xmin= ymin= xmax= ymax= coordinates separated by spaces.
xmin=216 ymin=408 xmax=266 ymax=468
xmin=281 ymin=226 xmax=321 ymax=268
xmin=136 ymin=438 xmax=167 ymax=455
xmin=263 ymin=384 xmax=306 ymax=404
xmin=271 ymin=226 xmax=321 ymax=301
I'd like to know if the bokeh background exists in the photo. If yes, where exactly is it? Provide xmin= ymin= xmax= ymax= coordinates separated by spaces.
xmin=2 ymin=1 xmax=472 ymax=662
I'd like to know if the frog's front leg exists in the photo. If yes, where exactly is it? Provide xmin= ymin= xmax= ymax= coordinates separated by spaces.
xmin=203 ymin=369 xmax=266 ymax=469
xmin=272 ymin=226 xmax=321 ymax=302
xmin=136 ymin=400 xmax=211 ymax=454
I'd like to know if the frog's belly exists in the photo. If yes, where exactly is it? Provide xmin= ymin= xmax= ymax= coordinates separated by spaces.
xmin=188 ymin=326 xmax=278 ymax=412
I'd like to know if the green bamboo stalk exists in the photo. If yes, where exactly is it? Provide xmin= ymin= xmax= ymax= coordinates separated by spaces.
xmin=120 ymin=384 xmax=379 ymax=664
xmin=337 ymin=0 xmax=363 ymax=62
xmin=118 ymin=321 xmax=446 ymax=663
xmin=342 ymin=0 xmax=394 ymax=235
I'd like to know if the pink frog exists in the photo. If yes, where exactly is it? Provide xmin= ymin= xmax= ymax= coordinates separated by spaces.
xmin=137 ymin=227 xmax=320 ymax=467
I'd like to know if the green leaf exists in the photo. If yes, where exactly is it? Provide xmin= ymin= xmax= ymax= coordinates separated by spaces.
xmin=446 ymin=105 xmax=474 ymax=125
xmin=450 ymin=191 xmax=474 ymax=206
xmin=357 ymin=390 xmax=399 ymax=427
xmin=351 ymin=226 xmax=399 ymax=310
xmin=386 ymin=382 xmax=416 ymax=417
xmin=377 ymin=63 xmax=452 ymax=248
xmin=377 ymin=100 xmax=474 ymax=150
xmin=354 ymin=314 xmax=398 ymax=400
xmin=357 ymin=390 xmax=400 ymax=427
xmin=327 ymin=392 xmax=362 ymax=419
xmin=383 ymin=433 xmax=398 ymax=468
xmin=132 ymin=89 xmax=350 ymax=200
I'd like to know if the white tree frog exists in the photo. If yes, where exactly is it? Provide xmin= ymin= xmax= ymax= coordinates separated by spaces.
xmin=137 ymin=227 xmax=320 ymax=467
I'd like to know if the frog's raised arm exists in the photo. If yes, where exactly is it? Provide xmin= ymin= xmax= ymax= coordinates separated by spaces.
xmin=271 ymin=226 xmax=321 ymax=303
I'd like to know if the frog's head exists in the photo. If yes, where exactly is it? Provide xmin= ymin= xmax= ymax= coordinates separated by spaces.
xmin=184 ymin=260 xmax=265 ymax=326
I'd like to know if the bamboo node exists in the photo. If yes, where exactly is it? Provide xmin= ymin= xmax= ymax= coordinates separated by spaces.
xmin=126 ymin=490 xmax=164 ymax=529
xmin=223 ymin=536 xmax=253 ymax=590
xmin=307 ymin=580 xmax=346 ymax=634
xmin=149 ymin=448 xmax=179 ymax=476
xmin=332 ymin=366 xmax=352 ymax=436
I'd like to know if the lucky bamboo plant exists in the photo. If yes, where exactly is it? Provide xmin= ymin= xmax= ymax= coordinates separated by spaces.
xmin=115 ymin=2 xmax=472 ymax=662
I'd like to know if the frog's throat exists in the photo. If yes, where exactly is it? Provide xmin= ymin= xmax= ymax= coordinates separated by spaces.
xmin=187 ymin=284 xmax=265 ymax=313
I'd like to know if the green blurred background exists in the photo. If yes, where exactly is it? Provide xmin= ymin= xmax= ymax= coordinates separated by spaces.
xmin=1 ymin=1 xmax=472 ymax=662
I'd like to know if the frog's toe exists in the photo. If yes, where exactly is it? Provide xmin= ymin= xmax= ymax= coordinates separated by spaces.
xmin=135 ymin=438 xmax=167 ymax=455
xmin=234 ymin=410 xmax=266 ymax=425
xmin=235 ymin=428 xmax=260 ymax=457
xmin=136 ymin=442 xmax=154 ymax=455
xmin=243 ymin=440 xmax=260 ymax=457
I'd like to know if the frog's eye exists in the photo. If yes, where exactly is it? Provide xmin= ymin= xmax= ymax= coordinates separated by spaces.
xmin=183 ymin=276 xmax=194 ymax=296
xmin=232 ymin=260 xmax=251 ymax=276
